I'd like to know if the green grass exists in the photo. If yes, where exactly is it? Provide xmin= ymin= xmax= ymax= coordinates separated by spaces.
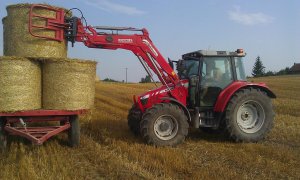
xmin=0 ymin=75 xmax=299 ymax=179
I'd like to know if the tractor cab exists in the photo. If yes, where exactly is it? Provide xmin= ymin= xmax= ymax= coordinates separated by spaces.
xmin=177 ymin=49 xmax=246 ymax=109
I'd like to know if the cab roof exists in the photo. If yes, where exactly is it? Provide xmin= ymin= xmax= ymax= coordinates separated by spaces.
xmin=182 ymin=49 xmax=246 ymax=58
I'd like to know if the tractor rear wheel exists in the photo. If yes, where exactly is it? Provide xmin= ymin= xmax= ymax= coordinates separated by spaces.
xmin=0 ymin=118 xmax=7 ymax=151
xmin=140 ymin=103 xmax=189 ymax=146
xmin=127 ymin=105 xmax=142 ymax=135
xmin=68 ymin=115 xmax=80 ymax=147
xmin=225 ymin=88 xmax=274 ymax=142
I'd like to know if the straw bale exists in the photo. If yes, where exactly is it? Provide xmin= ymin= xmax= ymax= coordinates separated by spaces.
xmin=0 ymin=56 xmax=41 ymax=112
xmin=40 ymin=58 xmax=97 ymax=110
xmin=3 ymin=3 xmax=69 ymax=58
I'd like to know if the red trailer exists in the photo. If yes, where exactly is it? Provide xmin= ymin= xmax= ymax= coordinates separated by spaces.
xmin=0 ymin=110 xmax=85 ymax=149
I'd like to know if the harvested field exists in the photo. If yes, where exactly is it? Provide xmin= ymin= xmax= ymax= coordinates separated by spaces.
xmin=0 ymin=75 xmax=299 ymax=179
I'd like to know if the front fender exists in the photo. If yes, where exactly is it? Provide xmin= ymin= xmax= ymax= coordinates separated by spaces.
xmin=160 ymin=97 xmax=191 ymax=122
xmin=214 ymin=81 xmax=276 ymax=112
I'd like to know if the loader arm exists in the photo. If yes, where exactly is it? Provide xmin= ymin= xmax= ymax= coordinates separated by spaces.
xmin=73 ymin=20 xmax=179 ymax=86
xmin=28 ymin=4 xmax=187 ymax=106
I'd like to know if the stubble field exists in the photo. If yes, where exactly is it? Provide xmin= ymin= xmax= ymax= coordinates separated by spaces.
xmin=0 ymin=75 xmax=299 ymax=179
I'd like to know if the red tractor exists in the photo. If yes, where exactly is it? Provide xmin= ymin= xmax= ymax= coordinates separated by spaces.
xmin=28 ymin=5 xmax=275 ymax=146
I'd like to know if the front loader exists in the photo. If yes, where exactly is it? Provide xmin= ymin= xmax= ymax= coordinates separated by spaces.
xmin=27 ymin=4 xmax=276 ymax=146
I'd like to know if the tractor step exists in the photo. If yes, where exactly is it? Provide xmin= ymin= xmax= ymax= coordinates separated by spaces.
xmin=199 ymin=111 xmax=218 ymax=128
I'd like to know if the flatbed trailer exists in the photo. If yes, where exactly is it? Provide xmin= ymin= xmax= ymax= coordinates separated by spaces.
xmin=0 ymin=109 xmax=85 ymax=149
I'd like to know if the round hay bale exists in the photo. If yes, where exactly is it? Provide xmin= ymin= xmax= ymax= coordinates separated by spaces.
xmin=3 ymin=3 xmax=69 ymax=58
xmin=0 ymin=56 xmax=41 ymax=112
xmin=40 ymin=58 xmax=97 ymax=110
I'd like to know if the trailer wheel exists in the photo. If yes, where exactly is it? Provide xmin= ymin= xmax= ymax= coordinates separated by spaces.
xmin=68 ymin=115 xmax=80 ymax=147
xmin=225 ymin=88 xmax=274 ymax=142
xmin=127 ymin=105 xmax=142 ymax=135
xmin=140 ymin=103 xmax=189 ymax=146
xmin=0 ymin=118 xmax=7 ymax=150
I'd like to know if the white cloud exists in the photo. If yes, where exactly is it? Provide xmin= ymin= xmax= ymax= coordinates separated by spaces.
xmin=229 ymin=6 xmax=274 ymax=26
xmin=84 ymin=0 xmax=145 ymax=15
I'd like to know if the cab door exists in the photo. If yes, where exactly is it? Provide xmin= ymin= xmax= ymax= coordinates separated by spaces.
xmin=199 ymin=57 xmax=233 ymax=107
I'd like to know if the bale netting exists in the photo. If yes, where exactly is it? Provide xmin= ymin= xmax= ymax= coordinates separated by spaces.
xmin=0 ymin=56 xmax=41 ymax=112
xmin=3 ymin=3 xmax=69 ymax=58
xmin=40 ymin=58 xmax=97 ymax=110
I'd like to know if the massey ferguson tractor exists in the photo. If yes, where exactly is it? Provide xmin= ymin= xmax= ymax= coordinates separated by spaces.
xmin=28 ymin=4 xmax=275 ymax=146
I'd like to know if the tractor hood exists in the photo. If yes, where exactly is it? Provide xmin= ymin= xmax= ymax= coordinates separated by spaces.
xmin=135 ymin=80 xmax=189 ymax=111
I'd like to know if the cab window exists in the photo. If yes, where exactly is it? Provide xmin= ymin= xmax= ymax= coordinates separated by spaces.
xmin=235 ymin=57 xmax=246 ymax=81
xmin=200 ymin=57 xmax=233 ymax=106
xmin=202 ymin=57 xmax=233 ymax=89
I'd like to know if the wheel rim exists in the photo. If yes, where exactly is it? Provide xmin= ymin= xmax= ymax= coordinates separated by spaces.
xmin=236 ymin=100 xmax=265 ymax=134
xmin=154 ymin=115 xmax=178 ymax=140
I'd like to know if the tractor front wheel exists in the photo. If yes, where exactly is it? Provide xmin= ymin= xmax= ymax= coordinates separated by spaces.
xmin=140 ymin=103 xmax=189 ymax=146
xmin=225 ymin=88 xmax=274 ymax=142
xmin=127 ymin=105 xmax=142 ymax=135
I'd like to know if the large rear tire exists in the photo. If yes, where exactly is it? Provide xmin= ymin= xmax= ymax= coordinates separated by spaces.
xmin=68 ymin=115 xmax=80 ymax=147
xmin=225 ymin=88 xmax=274 ymax=142
xmin=140 ymin=103 xmax=189 ymax=147
xmin=127 ymin=105 xmax=142 ymax=135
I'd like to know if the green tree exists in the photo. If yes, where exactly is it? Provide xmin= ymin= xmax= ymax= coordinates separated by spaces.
xmin=252 ymin=56 xmax=265 ymax=77
xmin=140 ymin=75 xmax=151 ymax=83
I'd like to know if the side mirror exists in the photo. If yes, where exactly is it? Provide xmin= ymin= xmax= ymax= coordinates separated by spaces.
xmin=168 ymin=58 xmax=174 ymax=69
xmin=176 ymin=59 xmax=186 ymax=79
xmin=176 ymin=59 xmax=185 ymax=71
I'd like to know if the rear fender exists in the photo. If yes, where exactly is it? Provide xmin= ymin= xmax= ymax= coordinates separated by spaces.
xmin=214 ymin=81 xmax=276 ymax=112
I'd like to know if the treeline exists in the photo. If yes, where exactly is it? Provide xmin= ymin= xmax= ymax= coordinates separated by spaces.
xmin=252 ymin=56 xmax=293 ymax=77
xmin=264 ymin=67 xmax=291 ymax=76
xmin=102 ymin=76 xmax=153 ymax=83
xmin=103 ymin=78 xmax=123 ymax=82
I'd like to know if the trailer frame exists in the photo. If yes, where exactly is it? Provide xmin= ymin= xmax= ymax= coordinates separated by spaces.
xmin=0 ymin=110 xmax=85 ymax=149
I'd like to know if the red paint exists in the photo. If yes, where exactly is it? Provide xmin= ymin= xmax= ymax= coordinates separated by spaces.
xmin=27 ymin=5 xmax=275 ymax=120
xmin=28 ymin=4 xmax=187 ymax=109
xmin=5 ymin=124 xmax=70 ymax=145
xmin=214 ymin=81 xmax=274 ymax=112
xmin=28 ymin=4 xmax=65 ymax=41
xmin=0 ymin=110 xmax=85 ymax=145
xmin=0 ymin=109 xmax=86 ymax=116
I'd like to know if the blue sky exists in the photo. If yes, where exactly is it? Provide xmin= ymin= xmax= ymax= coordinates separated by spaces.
xmin=0 ymin=0 xmax=299 ymax=82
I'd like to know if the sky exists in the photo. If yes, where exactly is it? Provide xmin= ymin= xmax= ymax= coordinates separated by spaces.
xmin=0 ymin=0 xmax=299 ymax=82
